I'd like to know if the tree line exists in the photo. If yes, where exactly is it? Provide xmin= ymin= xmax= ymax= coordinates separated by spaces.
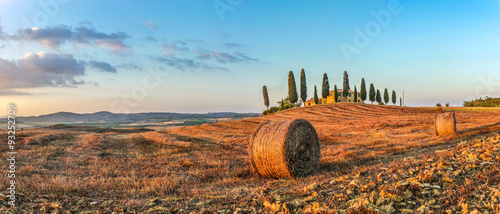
xmin=463 ymin=97 xmax=500 ymax=107
xmin=262 ymin=69 xmax=402 ymax=115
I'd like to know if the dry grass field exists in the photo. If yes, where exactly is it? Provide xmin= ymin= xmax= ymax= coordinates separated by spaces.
xmin=1 ymin=103 xmax=500 ymax=213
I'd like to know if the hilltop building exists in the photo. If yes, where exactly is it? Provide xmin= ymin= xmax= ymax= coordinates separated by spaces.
xmin=304 ymin=89 xmax=362 ymax=106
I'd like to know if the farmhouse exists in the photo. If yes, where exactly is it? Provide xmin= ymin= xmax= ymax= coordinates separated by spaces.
xmin=305 ymin=89 xmax=362 ymax=106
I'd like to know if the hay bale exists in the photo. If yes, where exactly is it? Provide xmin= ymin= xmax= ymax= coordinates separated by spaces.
xmin=435 ymin=112 xmax=457 ymax=136
xmin=249 ymin=119 xmax=320 ymax=178
xmin=436 ymin=107 xmax=443 ymax=113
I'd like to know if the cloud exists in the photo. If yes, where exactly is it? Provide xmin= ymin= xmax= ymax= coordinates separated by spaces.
xmin=88 ymin=60 xmax=117 ymax=73
xmin=153 ymin=56 xmax=228 ymax=72
xmin=14 ymin=26 xmax=72 ymax=48
xmin=159 ymin=44 xmax=189 ymax=56
xmin=144 ymin=36 xmax=158 ymax=42
xmin=211 ymin=51 xmax=241 ymax=63
xmin=74 ymin=27 xmax=129 ymax=51
xmin=6 ymin=25 xmax=130 ymax=52
xmin=193 ymin=50 xmax=211 ymax=59
xmin=223 ymin=42 xmax=242 ymax=48
xmin=143 ymin=21 xmax=157 ymax=30
xmin=117 ymin=63 xmax=142 ymax=71
xmin=174 ymin=40 xmax=186 ymax=46
xmin=0 ymin=90 xmax=31 ymax=96
xmin=0 ymin=51 xmax=85 ymax=89
xmin=162 ymin=51 xmax=174 ymax=56
xmin=235 ymin=52 xmax=258 ymax=62
xmin=210 ymin=51 xmax=258 ymax=63
xmin=95 ymin=39 xmax=128 ymax=51
xmin=0 ymin=24 xmax=5 ymax=39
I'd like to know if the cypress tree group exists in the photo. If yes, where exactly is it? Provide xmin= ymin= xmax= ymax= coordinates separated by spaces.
xmin=288 ymin=71 xmax=298 ymax=104
xmin=314 ymin=85 xmax=319 ymax=104
xmin=262 ymin=85 xmax=269 ymax=109
xmin=322 ymin=73 xmax=330 ymax=99
xmin=300 ymin=69 xmax=307 ymax=103
xmin=334 ymin=85 xmax=338 ymax=103
xmin=383 ymin=88 xmax=389 ymax=104
xmin=376 ymin=89 xmax=381 ymax=103
xmin=353 ymin=86 xmax=358 ymax=103
xmin=360 ymin=78 xmax=367 ymax=102
xmin=392 ymin=90 xmax=397 ymax=105
xmin=369 ymin=83 xmax=376 ymax=104
xmin=342 ymin=71 xmax=350 ymax=98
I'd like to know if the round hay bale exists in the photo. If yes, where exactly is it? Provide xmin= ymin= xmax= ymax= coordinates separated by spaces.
xmin=249 ymin=119 xmax=320 ymax=178
xmin=436 ymin=107 xmax=443 ymax=113
xmin=435 ymin=112 xmax=457 ymax=136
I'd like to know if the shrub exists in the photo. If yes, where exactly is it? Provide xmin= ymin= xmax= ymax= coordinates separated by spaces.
xmin=263 ymin=109 xmax=272 ymax=116
xmin=279 ymin=103 xmax=292 ymax=111
xmin=445 ymin=103 xmax=449 ymax=107
xmin=378 ymin=102 xmax=385 ymax=105
xmin=436 ymin=103 xmax=442 ymax=107
xmin=270 ymin=107 xmax=279 ymax=113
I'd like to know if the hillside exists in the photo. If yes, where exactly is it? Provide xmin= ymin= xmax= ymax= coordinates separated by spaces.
xmin=1 ymin=103 xmax=500 ymax=213
xmin=169 ymin=103 xmax=500 ymax=166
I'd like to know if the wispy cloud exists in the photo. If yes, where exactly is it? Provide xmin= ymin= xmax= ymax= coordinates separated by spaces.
xmin=5 ymin=25 xmax=130 ymax=52
xmin=223 ymin=42 xmax=242 ymax=48
xmin=159 ymin=44 xmax=189 ymax=56
xmin=153 ymin=56 xmax=228 ymax=72
xmin=88 ymin=60 xmax=117 ymax=73
xmin=117 ymin=63 xmax=142 ymax=71
xmin=235 ymin=52 xmax=258 ymax=62
xmin=0 ymin=90 xmax=31 ymax=96
xmin=143 ymin=21 xmax=157 ymax=30
xmin=210 ymin=51 xmax=258 ymax=63
xmin=144 ymin=36 xmax=158 ymax=42
xmin=193 ymin=50 xmax=211 ymax=59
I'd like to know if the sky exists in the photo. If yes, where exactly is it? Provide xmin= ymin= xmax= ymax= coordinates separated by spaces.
xmin=0 ymin=0 xmax=500 ymax=116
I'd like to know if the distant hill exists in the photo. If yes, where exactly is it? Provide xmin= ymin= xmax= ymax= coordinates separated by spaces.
xmin=18 ymin=111 xmax=259 ymax=124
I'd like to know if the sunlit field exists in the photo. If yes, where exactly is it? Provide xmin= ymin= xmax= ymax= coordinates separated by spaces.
xmin=1 ymin=103 xmax=499 ymax=213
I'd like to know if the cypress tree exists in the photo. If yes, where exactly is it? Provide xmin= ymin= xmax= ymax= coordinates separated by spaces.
xmin=369 ymin=83 xmax=376 ymax=104
xmin=376 ymin=89 xmax=381 ymax=103
xmin=334 ymin=85 xmax=338 ymax=103
xmin=288 ymin=71 xmax=298 ymax=104
xmin=322 ymin=73 xmax=329 ymax=99
xmin=300 ymin=69 xmax=307 ymax=104
xmin=400 ymin=97 xmax=402 ymax=106
xmin=353 ymin=86 xmax=358 ymax=103
xmin=383 ymin=88 xmax=389 ymax=104
xmin=262 ymin=85 xmax=269 ymax=109
xmin=342 ymin=71 xmax=350 ymax=98
xmin=360 ymin=78 xmax=367 ymax=102
xmin=392 ymin=90 xmax=397 ymax=105
xmin=314 ymin=85 xmax=319 ymax=104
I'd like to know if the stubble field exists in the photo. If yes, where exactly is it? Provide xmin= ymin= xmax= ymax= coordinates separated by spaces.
xmin=1 ymin=103 xmax=499 ymax=213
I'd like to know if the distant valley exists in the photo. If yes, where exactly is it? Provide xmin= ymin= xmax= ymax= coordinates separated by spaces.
xmin=14 ymin=111 xmax=260 ymax=129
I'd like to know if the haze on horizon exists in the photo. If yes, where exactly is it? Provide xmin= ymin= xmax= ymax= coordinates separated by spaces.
xmin=1 ymin=0 xmax=500 ymax=117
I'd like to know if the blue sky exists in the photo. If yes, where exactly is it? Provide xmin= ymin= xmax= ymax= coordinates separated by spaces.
xmin=0 ymin=0 xmax=499 ymax=116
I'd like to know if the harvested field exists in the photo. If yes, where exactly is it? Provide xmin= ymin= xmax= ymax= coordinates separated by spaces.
xmin=1 ymin=103 xmax=499 ymax=213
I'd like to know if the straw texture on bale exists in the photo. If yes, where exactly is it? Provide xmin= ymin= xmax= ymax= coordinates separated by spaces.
xmin=435 ymin=112 xmax=457 ymax=136
xmin=249 ymin=119 xmax=320 ymax=178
